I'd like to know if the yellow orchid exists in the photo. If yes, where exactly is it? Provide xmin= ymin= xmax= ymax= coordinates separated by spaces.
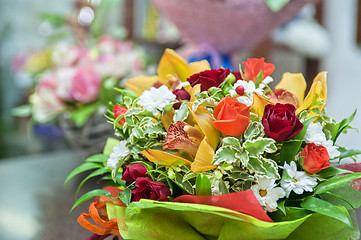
xmin=141 ymin=103 xmax=219 ymax=173
xmin=251 ymin=71 xmax=327 ymax=117
xmin=124 ymin=49 xmax=210 ymax=96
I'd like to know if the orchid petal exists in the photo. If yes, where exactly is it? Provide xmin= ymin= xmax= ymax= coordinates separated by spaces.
xmin=276 ymin=72 xmax=306 ymax=105
xmin=157 ymin=49 xmax=190 ymax=82
xmin=161 ymin=110 xmax=175 ymax=131
xmin=141 ymin=149 xmax=192 ymax=166
xmin=190 ymin=84 xmax=201 ymax=102
xmin=251 ymin=92 xmax=272 ymax=117
xmin=187 ymin=103 xmax=220 ymax=150
xmin=191 ymin=138 xmax=217 ymax=173
xmin=297 ymin=72 xmax=327 ymax=115
xmin=188 ymin=60 xmax=211 ymax=75
xmin=124 ymin=75 xmax=159 ymax=96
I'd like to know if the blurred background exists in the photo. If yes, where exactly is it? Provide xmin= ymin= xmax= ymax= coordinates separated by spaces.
xmin=0 ymin=0 xmax=361 ymax=239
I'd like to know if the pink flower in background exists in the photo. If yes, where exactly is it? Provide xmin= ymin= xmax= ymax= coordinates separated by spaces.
xmin=71 ymin=64 xmax=101 ymax=103
xmin=52 ymin=44 xmax=88 ymax=67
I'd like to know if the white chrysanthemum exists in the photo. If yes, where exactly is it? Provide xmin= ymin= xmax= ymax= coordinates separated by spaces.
xmin=106 ymin=140 xmax=130 ymax=169
xmin=281 ymin=161 xmax=318 ymax=197
xmin=305 ymin=122 xmax=327 ymax=145
xmin=138 ymin=85 xmax=176 ymax=115
xmin=305 ymin=122 xmax=340 ymax=159
xmin=262 ymin=76 xmax=274 ymax=85
xmin=323 ymin=139 xmax=341 ymax=159
xmin=229 ymin=80 xmax=255 ymax=106
xmin=251 ymin=175 xmax=285 ymax=212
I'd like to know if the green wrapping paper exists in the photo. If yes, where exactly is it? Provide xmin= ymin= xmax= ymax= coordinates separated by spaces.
xmin=106 ymin=200 xmax=358 ymax=240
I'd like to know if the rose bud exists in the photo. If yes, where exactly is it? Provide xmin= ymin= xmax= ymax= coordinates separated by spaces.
xmin=113 ymin=105 xmax=128 ymax=125
xmin=121 ymin=163 xmax=148 ymax=183
xmin=187 ymin=68 xmax=230 ymax=92
xmin=301 ymin=143 xmax=330 ymax=174
xmin=262 ymin=103 xmax=303 ymax=142
xmin=213 ymin=96 xmax=250 ymax=136
xmin=173 ymin=87 xmax=191 ymax=109
xmin=242 ymin=58 xmax=275 ymax=82
xmin=131 ymin=177 xmax=171 ymax=201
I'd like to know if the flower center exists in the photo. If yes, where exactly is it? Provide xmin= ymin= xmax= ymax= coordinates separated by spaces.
xmin=259 ymin=189 xmax=267 ymax=197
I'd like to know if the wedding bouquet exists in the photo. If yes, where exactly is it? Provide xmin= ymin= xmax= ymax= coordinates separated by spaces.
xmin=14 ymin=36 xmax=146 ymax=127
xmin=67 ymin=49 xmax=361 ymax=240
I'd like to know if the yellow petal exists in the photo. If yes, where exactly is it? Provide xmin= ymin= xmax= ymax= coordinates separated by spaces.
xmin=141 ymin=149 xmax=192 ymax=166
xmin=251 ymin=92 xmax=272 ymax=117
xmin=157 ymin=49 xmax=190 ymax=82
xmin=190 ymin=84 xmax=201 ymax=102
xmin=161 ymin=110 xmax=175 ymax=131
xmin=276 ymin=72 xmax=306 ymax=105
xmin=191 ymin=138 xmax=217 ymax=173
xmin=297 ymin=71 xmax=327 ymax=114
xmin=124 ymin=75 xmax=159 ymax=96
xmin=187 ymin=103 xmax=220 ymax=150
xmin=188 ymin=60 xmax=211 ymax=75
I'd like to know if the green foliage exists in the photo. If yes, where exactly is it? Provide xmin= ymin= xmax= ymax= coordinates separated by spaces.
xmin=243 ymin=138 xmax=277 ymax=156
xmin=314 ymin=172 xmax=361 ymax=195
xmin=243 ymin=121 xmax=264 ymax=141
xmin=69 ymin=189 xmax=111 ymax=215
xmin=337 ymin=147 xmax=361 ymax=161
xmin=118 ymin=188 xmax=132 ymax=206
xmin=212 ymin=145 xmax=243 ymax=165
xmin=75 ymin=167 xmax=110 ymax=200
xmin=247 ymin=156 xmax=280 ymax=179
xmin=64 ymin=162 xmax=103 ymax=187
xmin=317 ymin=167 xmax=351 ymax=178
xmin=173 ymin=102 xmax=189 ymax=122
xmin=301 ymin=196 xmax=352 ymax=229
xmin=11 ymin=104 xmax=32 ymax=117
xmin=68 ymin=103 xmax=101 ymax=127
xmin=333 ymin=110 xmax=357 ymax=143
xmin=195 ymin=173 xmax=212 ymax=196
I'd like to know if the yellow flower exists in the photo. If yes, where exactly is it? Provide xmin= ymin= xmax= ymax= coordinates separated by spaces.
xmin=141 ymin=103 xmax=219 ymax=173
xmin=251 ymin=72 xmax=327 ymax=117
xmin=124 ymin=49 xmax=210 ymax=96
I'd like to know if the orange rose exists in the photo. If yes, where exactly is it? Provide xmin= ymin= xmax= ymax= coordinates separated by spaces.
xmin=213 ymin=97 xmax=250 ymax=136
xmin=113 ymin=105 xmax=128 ymax=125
xmin=301 ymin=143 xmax=330 ymax=174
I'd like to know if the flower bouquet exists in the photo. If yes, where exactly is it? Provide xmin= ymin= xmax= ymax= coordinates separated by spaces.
xmin=67 ymin=49 xmax=361 ymax=240
xmin=13 ymin=36 xmax=146 ymax=153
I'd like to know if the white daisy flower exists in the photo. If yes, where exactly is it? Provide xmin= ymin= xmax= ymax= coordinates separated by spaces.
xmin=251 ymin=175 xmax=286 ymax=212
xmin=280 ymin=161 xmax=318 ymax=197
xmin=305 ymin=122 xmax=340 ymax=159
xmin=229 ymin=80 xmax=255 ymax=106
xmin=138 ymin=85 xmax=176 ymax=115
xmin=106 ymin=140 xmax=130 ymax=169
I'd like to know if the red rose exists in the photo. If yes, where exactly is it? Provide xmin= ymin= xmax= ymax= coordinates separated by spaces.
xmin=121 ymin=163 xmax=148 ymax=183
xmin=131 ymin=177 xmax=171 ymax=201
xmin=243 ymin=58 xmax=275 ymax=82
xmin=262 ymin=103 xmax=303 ymax=141
xmin=301 ymin=143 xmax=330 ymax=174
xmin=187 ymin=68 xmax=230 ymax=91
xmin=113 ymin=105 xmax=128 ymax=125
xmin=173 ymin=87 xmax=191 ymax=109
xmin=213 ymin=97 xmax=250 ymax=136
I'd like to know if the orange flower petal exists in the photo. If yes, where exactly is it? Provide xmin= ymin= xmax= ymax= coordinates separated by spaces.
xmin=191 ymin=138 xmax=217 ymax=173
xmin=251 ymin=92 xmax=272 ymax=117
xmin=214 ymin=114 xmax=250 ymax=136
xmin=141 ymin=149 xmax=192 ymax=166
xmin=124 ymin=75 xmax=160 ymax=96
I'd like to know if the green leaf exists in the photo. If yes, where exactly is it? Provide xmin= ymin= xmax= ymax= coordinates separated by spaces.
xmin=118 ymin=188 xmax=131 ymax=206
xmin=182 ymin=171 xmax=198 ymax=182
xmin=317 ymin=166 xmax=351 ymax=178
xmin=195 ymin=173 xmax=212 ymax=196
xmin=314 ymin=172 xmax=361 ymax=194
xmin=64 ymin=162 xmax=102 ymax=187
xmin=243 ymin=138 xmax=277 ymax=156
xmin=243 ymin=121 xmax=264 ymax=141
xmin=279 ymin=117 xmax=315 ymax=164
xmin=277 ymin=199 xmax=286 ymax=215
xmin=301 ymin=196 xmax=352 ymax=229
xmin=37 ymin=12 xmax=65 ymax=27
xmin=69 ymin=189 xmax=111 ymax=215
xmin=212 ymin=146 xmax=241 ymax=165
xmin=333 ymin=110 xmax=357 ymax=143
xmin=68 ymin=103 xmax=101 ymax=127
xmin=269 ymin=206 xmax=311 ymax=222
xmin=337 ymin=147 xmax=361 ymax=160
xmin=320 ymin=184 xmax=361 ymax=210
xmin=85 ymin=154 xmax=109 ymax=163
xmin=173 ymin=102 xmax=189 ymax=122
xmin=103 ymin=138 xmax=121 ymax=155
xmin=247 ymin=156 xmax=280 ymax=179
xmin=11 ymin=105 xmax=32 ymax=117
xmin=218 ymin=179 xmax=230 ymax=194
xmin=222 ymin=137 xmax=241 ymax=147
xmin=75 ymin=167 xmax=110 ymax=199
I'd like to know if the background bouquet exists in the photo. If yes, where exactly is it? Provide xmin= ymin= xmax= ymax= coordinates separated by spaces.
xmin=67 ymin=49 xmax=361 ymax=240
